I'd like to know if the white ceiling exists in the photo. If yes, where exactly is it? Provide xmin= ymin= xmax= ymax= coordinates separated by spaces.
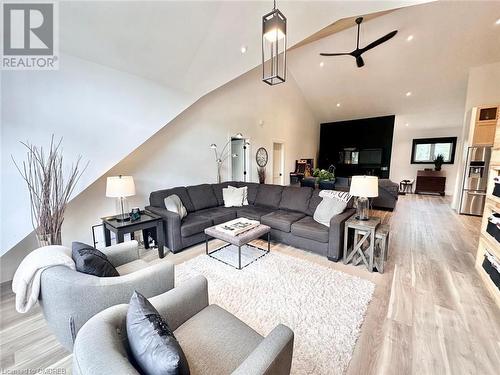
xmin=287 ymin=0 xmax=500 ymax=127
xmin=60 ymin=1 xmax=430 ymax=97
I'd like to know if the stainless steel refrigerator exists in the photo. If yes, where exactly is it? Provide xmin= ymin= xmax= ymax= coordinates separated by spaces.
xmin=459 ymin=146 xmax=492 ymax=216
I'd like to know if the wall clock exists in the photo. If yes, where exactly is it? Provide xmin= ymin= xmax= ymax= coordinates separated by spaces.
xmin=256 ymin=147 xmax=268 ymax=167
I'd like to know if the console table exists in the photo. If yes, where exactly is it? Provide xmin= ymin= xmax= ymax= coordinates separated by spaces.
xmin=415 ymin=170 xmax=446 ymax=196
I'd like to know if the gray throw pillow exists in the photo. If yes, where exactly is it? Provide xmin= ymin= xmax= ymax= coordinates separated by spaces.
xmin=313 ymin=190 xmax=352 ymax=227
xmin=71 ymin=241 xmax=119 ymax=277
xmin=164 ymin=194 xmax=187 ymax=219
xmin=127 ymin=291 xmax=190 ymax=375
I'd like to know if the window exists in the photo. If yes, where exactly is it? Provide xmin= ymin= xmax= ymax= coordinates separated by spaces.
xmin=411 ymin=137 xmax=457 ymax=164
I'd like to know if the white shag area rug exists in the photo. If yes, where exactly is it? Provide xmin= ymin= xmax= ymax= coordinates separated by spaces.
xmin=176 ymin=249 xmax=375 ymax=375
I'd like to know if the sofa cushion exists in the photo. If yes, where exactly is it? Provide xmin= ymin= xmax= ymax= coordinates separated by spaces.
xmin=313 ymin=190 xmax=351 ymax=227
xmin=236 ymin=206 xmax=274 ymax=221
xmin=236 ymin=182 xmax=260 ymax=204
xmin=164 ymin=194 xmax=187 ymax=219
xmin=127 ymin=291 xmax=190 ymax=375
xmin=181 ymin=214 xmax=213 ymax=237
xmin=223 ymin=186 xmax=246 ymax=207
xmin=291 ymin=216 xmax=329 ymax=243
xmin=261 ymin=210 xmax=305 ymax=233
xmin=279 ymin=186 xmax=313 ymax=214
xmin=187 ymin=184 xmax=219 ymax=211
xmin=174 ymin=304 xmax=262 ymax=375
xmin=307 ymin=189 xmax=323 ymax=216
xmin=196 ymin=207 xmax=237 ymax=225
xmin=72 ymin=242 xmax=119 ymax=277
xmin=211 ymin=181 xmax=240 ymax=206
xmin=150 ymin=187 xmax=195 ymax=213
xmin=254 ymin=184 xmax=284 ymax=208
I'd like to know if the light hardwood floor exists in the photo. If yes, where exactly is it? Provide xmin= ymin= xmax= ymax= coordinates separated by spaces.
xmin=1 ymin=194 xmax=499 ymax=374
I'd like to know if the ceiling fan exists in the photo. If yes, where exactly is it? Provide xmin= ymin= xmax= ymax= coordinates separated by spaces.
xmin=320 ymin=17 xmax=398 ymax=68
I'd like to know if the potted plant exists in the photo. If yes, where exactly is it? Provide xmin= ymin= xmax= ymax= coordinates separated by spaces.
xmin=12 ymin=136 xmax=87 ymax=246
xmin=312 ymin=168 xmax=335 ymax=182
xmin=434 ymin=154 xmax=444 ymax=171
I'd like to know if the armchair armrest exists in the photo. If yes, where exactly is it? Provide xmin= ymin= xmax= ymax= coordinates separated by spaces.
xmin=146 ymin=205 xmax=183 ymax=252
xmin=101 ymin=240 xmax=139 ymax=267
xmin=328 ymin=208 xmax=355 ymax=261
xmin=232 ymin=324 xmax=294 ymax=375
xmin=149 ymin=275 xmax=209 ymax=331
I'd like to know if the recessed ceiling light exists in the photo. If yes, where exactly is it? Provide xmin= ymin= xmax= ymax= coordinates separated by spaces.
xmin=319 ymin=61 xmax=324 ymax=68
xmin=405 ymin=123 xmax=409 ymax=127
xmin=336 ymin=103 xmax=341 ymax=107
xmin=406 ymin=35 xmax=414 ymax=42
xmin=496 ymin=18 xmax=500 ymax=25
xmin=406 ymin=91 xmax=412 ymax=97
xmin=240 ymin=46 xmax=247 ymax=54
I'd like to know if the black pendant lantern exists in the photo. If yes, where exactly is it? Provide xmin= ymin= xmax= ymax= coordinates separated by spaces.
xmin=262 ymin=0 xmax=287 ymax=85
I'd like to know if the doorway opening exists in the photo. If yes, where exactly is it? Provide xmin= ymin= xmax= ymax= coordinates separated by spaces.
xmin=273 ymin=142 xmax=285 ymax=185
xmin=231 ymin=137 xmax=250 ymax=181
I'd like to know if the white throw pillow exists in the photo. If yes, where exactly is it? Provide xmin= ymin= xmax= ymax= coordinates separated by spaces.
xmin=164 ymin=194 xmax=187 ymax=219
xmin=313 ymin=190 xmax=352 ymax=227
xmin=223 ymin=187 xmax=245 ymax=207
xmin=228 ymin=185 xmax=248 ymax=205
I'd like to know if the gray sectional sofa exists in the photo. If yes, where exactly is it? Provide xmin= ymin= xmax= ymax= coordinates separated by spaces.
xmin=146 ymin=182 xmax=355 ymax=261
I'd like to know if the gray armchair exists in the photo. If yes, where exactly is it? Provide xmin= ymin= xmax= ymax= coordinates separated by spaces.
xmin=39 ymin=240 xmax=174 ymax=351
xmin=73 ymin=275 xmax=294 ymax=375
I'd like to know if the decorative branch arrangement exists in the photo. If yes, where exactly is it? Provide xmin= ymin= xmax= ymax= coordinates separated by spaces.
xmin=12 ymin=136 xmax=88 ymax=246
xmin=257 ymin=166 xmax=266 ymax=184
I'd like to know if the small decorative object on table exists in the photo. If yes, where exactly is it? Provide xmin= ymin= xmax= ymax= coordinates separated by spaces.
xmin=130 ymin=207 xmax=141 ymax=222
xmin=349 ymin=175 xmax=379 ymax=220
xmin=257 ymin=166 xmax=266 ymax=184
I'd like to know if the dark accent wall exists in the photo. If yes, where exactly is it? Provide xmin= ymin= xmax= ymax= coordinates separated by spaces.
xmin=318 ymin=115 xmax=395 ymax=178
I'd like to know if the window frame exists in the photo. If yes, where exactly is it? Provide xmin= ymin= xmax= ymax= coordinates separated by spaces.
xmin=410 ymin=137 xmax=457 ymax=164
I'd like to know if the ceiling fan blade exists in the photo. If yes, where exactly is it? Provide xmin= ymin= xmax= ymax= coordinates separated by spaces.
xmin=360 ymin=30 xmax=398 ymax=54
xmin=356 ymin=56 xmax=365 ymax=68
xmin=319 ymin=52 xmax=351 ymax=56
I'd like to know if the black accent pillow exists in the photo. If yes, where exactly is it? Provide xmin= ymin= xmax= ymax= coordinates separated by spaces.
xmin=127 ymin=291 xmax=190 ymax=375
xmin=71 ymin=241 xmax=119 ymax=277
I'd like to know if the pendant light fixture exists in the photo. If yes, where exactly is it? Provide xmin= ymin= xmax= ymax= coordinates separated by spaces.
xmin=262 ymin=0 xmax=287 ymax=85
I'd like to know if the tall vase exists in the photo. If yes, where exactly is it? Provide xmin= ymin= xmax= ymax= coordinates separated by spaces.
xmin=37 ymin=230 xmax=62 ymax=247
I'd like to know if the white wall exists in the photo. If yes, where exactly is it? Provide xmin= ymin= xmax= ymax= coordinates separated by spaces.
xmin=1 ymin=54 xmax=194 ymax=256
xmin=390 ymin=119 xmax=462 ymax=196
xmin=57 ymin=67 xmax=319 ymax=252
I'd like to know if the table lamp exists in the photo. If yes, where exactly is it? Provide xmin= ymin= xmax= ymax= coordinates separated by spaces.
xmin=106 ymin=175 xmax=136 ymax=222
xmin=349 ymin=176 xmax=379 ymax=221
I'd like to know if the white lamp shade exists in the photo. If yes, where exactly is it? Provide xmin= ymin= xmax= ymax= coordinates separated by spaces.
xmin=349 ymin=176 xmax=379 ymax=197
xmin=106 ymin=176 xmax=136 ymax=198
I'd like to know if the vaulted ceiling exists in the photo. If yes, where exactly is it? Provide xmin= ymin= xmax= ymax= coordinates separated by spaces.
xmin=288 ymin=1 xmax=500 ymax=127
xmin=60 ymin=0 xmax=429 ymax=97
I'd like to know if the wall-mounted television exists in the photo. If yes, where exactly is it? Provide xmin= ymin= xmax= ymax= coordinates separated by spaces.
xmin=318 ymin=115 xmax=395 ymax=178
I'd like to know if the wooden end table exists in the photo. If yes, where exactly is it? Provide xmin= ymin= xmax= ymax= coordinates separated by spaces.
xmin=101 ymin=211 xmax=165 ymax=258
xmin=343 ymin=216 xmax=381 ymax=272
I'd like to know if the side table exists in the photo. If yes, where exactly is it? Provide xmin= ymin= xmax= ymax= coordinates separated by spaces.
xmin=373 ymin=224 xmax=390 ymax=273
xmin=101 ymin=211 xmax=165 ymax=258
xmin=343 ymin=216 xmax=380 ymax=272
